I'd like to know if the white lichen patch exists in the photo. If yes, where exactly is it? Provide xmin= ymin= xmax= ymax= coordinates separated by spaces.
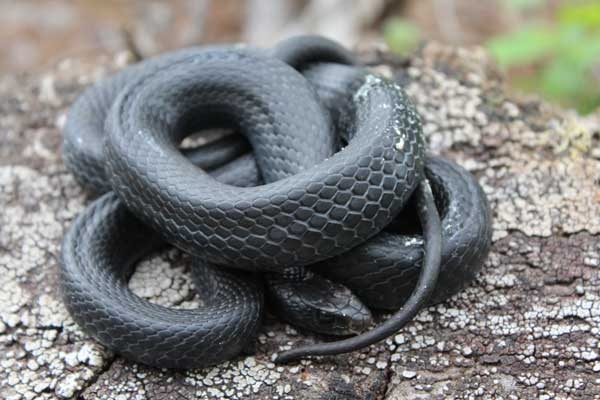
xmin=486 ymin=158 xmax=600 ymax=240
xmin=0 ymin=166 xmax=111 ymax=400
xmin=393 ymin=126 xmax=406 ymax=151
xmin=404 ymin=65 xmax=489 ymax=152
xmin=129 ymin=249 xmax=195 ymax=308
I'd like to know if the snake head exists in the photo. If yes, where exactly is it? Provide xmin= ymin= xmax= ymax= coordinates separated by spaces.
xmin=266 ymin=270 xmax=373 ymax=336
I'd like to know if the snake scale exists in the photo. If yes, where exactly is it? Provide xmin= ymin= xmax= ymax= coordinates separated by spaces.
xmin=60 ymin=36 xmax=492 ymax=368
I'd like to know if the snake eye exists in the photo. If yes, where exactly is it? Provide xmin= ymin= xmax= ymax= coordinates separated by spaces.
xmin=314 ymin=310 xmax=335 ymax=325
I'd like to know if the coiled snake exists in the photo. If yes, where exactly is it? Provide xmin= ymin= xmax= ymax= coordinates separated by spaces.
xmin=60 ymin=36 xmax=492 ymax=368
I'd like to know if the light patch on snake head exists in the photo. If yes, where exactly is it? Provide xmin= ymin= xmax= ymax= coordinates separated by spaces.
xmin=394 ymin=126 xmax=407 ymax=151
xmin=402 ymin=236 xmax=423 ymax=247
xmin=354 ymin=74 xmax=383 ymax=103
xmin=395 ymin=139 xmax=405 ymax=151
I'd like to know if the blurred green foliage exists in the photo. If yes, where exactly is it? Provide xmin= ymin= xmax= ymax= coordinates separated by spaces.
xmin=487 ymin=2 xmax=600 ymax=113
xmin=383 ymin=18 xmax=421 ymax=55
xmin=383 ymin=1 xmax=600 ymax=114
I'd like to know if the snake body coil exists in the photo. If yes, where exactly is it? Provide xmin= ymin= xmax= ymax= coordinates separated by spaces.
xmin=61 ymin=193 xmax=263 ymax=368
xmin=60 ymin=36 xmax=492 ymax=368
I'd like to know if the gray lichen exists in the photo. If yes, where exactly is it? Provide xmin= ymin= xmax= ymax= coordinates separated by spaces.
xmin=0 ymin=43 xmax=599 ymax=399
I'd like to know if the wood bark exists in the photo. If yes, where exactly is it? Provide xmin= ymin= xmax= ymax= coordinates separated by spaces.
xmin=0 ymin=43 xmax=598 ymax=399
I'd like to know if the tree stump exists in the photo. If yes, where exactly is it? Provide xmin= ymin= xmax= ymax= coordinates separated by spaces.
xmin=1 ymin=43 xmax=598 ymax=400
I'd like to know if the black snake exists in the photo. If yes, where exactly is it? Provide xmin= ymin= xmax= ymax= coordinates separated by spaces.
xmin=60 ymin=36 xmax=492 ymax=368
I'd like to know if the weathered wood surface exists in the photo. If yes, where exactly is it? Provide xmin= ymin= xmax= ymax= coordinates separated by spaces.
xmin=1 ymin=43 xmax=599 ymax=400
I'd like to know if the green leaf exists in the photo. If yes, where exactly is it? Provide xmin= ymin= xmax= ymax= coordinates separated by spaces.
xmin=486 ymin=25 xmax=555 ymax=68
xmin=552 ymin=24 xmax=600 ymax=73
xmin=383 ymin=18 xmax=421 ymax=55
xmin=540 ymin=58 xmax=586 ymax=99
xmin=559 ymin=2 xmax=600 ymax=30
xmin=539 ymin=57 xmax=600 ymax=112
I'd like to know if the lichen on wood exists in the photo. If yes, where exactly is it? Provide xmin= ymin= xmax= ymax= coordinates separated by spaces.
xmin=0 ymin=43 xmax=598 ymax=399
